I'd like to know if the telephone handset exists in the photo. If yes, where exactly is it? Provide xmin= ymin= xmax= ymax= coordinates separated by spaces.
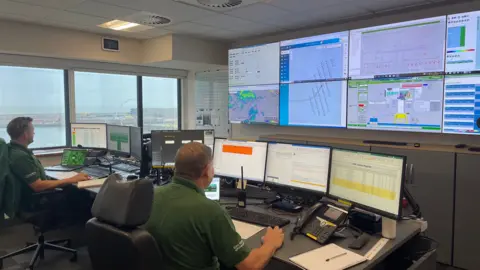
xmin=291 ymin=202 xmax=349 ymax=245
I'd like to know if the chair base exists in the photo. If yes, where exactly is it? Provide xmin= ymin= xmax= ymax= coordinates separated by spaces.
xmin=0 ymin=235 xmax=77 ymax=270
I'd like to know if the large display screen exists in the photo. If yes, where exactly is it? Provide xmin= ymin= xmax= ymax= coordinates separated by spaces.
xmin=280 ymin=31 xmax=349 ymax=83
xmin=280 ymin=81 xmax=347 ymax=127
xmin=229 ymin=84 xmax=279 ymax=124
xmin=347 ymin=76 xmax=444 ymax=133
xmin=446 ymin=11 xmax=480 ymax=73
xmin=228 ymin=42 xmax=280 ymax=86
xmin=443 ymin=74 xmax=480 ymax=135
xmin=349 ymin=17 xmax=447 ymax=79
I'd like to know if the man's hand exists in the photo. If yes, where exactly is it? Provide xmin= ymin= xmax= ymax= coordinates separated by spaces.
xmin=68 ymin=173 xmax=90 ymax=183
xmin=262 ymin=226 xmax=284 ymax=250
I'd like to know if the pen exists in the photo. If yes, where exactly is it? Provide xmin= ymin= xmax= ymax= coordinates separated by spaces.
xmin=326 ymin=252 xmax=347 ymax=262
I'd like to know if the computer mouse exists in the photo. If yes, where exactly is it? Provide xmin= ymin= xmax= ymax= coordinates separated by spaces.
xmin=127 ymin=175 xmax=138 ymax=181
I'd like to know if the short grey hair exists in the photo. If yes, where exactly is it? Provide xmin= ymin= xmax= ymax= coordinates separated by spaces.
xmin=174 ymin=142 xmax=213 ymax=180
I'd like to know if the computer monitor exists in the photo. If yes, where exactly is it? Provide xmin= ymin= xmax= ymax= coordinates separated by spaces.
xmin=130 ymin=126 xmax=143 ymax=160
xmin=205 ymin=177 xmax=220 ymax=201
xmin=228 ymin=42 xmax=280 ymax=86
xmin=349 ymin=16 xmax=446 ymax=79
xmin=265 ymin=143 xmax=330 ymax=194
xmin=327 ymin=149 xmax=405 ymax=220
xmin=71 ymin=123 xmax=107 ymax=149
xmin=107 ymin=125 xmax=131 ymax=156
xmin=229 ymin=84 xmax=279 ymax=124
xmin=151 ymin=130 xmax=205 ymax=167
xmin=347 ymin=76 xmax=444 ymax=133
xmin=61 ymin=149 xmax=88 ymax=166
xmin=446 ymin=11 xmax=480 ymax=73
xmin=279 ymin=80 xmax=347 ymax=127
xmin=213 ymin=138 xmax=267 ymax=183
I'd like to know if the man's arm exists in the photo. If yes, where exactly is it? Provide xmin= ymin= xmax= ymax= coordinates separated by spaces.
xmin=235 ymin=227 xmax=284 ymax=270
xmin=29 ymin=173 xmax=89 ymax=192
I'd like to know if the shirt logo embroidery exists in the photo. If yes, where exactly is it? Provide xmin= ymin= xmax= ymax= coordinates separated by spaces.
xmin=25 ymin=172 xmax=36 ymax=178
xmin=233 ymin=240 xmax=245 ymax=252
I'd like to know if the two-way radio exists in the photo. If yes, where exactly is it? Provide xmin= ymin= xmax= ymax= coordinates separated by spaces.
xmin=237 ymin=166 xmax=247 ymax=208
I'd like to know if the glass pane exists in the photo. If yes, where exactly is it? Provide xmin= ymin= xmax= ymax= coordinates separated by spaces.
xmin=0 ymin=66 xmax=66 ymax=148
xmin=142 ymin=77 xmax=178 ymax=133
xmin=75 ymin=72 xmax=137 ymax=126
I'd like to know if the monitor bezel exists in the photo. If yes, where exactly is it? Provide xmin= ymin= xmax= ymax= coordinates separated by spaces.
xmin=129 ymin=126 xmax=143 ymax=160
xmin=264 ymin=141 xmax=331 ymax=195
xmin=106 ymin=124 xmax=131 ymax=157
xmin=150 ymin=130 xmax=206 ymax=167
xmin=70 ymin=122 xmax=107 ymax=149
xmin=326 ymin=147 xmax=406 ymax=220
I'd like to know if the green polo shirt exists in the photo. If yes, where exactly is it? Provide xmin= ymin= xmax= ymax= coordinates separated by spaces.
xmin=146 ymin=176 xmax=250 ymax=270
xmin=9 ymin=141 xmax=47 ymax=210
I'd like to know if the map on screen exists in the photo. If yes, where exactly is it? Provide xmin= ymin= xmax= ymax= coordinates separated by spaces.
xmin=347 ymin=76 xmax=444 ymax=133
xmin=229 ymin=84 xmax=279 ymax=124
xmin=280 ymin=81 xmax=347 ymax=127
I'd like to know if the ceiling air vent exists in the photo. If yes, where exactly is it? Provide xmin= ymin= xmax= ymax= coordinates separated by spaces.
xmin=123 ymin=12 xmax=172 ymax=27
xmin=173 ymin=0 xmax=261 ymax=11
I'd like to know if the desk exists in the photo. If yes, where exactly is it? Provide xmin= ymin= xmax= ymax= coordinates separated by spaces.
xmin=46 ymin=170 xmax=128 ymax=194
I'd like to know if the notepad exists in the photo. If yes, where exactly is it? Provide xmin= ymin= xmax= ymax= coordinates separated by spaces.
xmin=232 ymin=220 xmax=264 ymax=239
xmin=77 ymin=178 xmax=107 ymax=189
xmin=289 ymin=244 xmax=366 ymax=270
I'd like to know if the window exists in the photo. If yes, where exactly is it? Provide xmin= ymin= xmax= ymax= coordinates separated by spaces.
xmin=75 ymin=72 xmax=137 ymax=126
xmin=142 ymin=76 xmax=178 ymax=133
xmin=0 ymin=66 xmax=65 ymax=148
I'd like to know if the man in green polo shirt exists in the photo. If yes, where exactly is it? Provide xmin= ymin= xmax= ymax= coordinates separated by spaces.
xmin=146 ymin=142 xmax=284 ymax=270
xmin=6 ymin=117 xmax=89 ymax=211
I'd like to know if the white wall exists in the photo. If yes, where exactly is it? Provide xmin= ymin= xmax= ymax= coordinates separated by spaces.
xmin=230 ymin=0 xmax=480 ymax=146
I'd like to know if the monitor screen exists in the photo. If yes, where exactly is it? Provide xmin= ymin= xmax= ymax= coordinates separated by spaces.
xmin=328 ymin=149 xmax=405 ymax=219
xmin=347 ymin=76 xmax=444 ymax=133
xmin=279 ymin=80 xmax=347 ymax=127
xmin=229 ymin=84 xmax=279 ymax=124
xmin=446 ymin=11 xmax=480 ymax=73
xmin=349 ymin=16 xmax=447 ymax=79
xmin=280 ymin=31 xmax=349 ymax=83
xmin=61 ymin=149 xmax=88 ymax=166
xmin=213 ymin=138 xmax=267 ymax=182
xmin=205 ymin=177 xmax=220 ymax=201
xmin=107 ymin=125 xmax=131 ymax=155
xmin=71 ymin=123 xmax=107 ymax=149
xmin=228 ymin=42 xmax=280 ymax=86
xmin=130 ymin=126 xmax=143 ymax=160
xmin=443 ymin=74 xmax=480 ymax=135
xmin=265 ymin=143 xmax=330 ymax=193
xmin=151 ymin=130 xmax=205 ymax=167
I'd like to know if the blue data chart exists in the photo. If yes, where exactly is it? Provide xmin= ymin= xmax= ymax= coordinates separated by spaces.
xmin=280 ymin=32 xmax=349 ymax=83
xmin=279 ymin=81 xmax=347 ymax=127
xmin=443 ymin=75 xmax=480 ymax=134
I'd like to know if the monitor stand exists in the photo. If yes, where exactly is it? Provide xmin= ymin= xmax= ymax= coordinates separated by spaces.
xmin=382 ymin=217 xmax=397 ymax=239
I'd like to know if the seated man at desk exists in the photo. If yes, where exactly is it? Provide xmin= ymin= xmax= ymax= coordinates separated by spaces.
xmin=146 ymin=142 xmax=284 ymax=270
xmin=6 ymin=117 xmax=90 ymax=215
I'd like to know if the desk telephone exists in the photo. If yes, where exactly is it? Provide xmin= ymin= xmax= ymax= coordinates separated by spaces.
xmin=291 ymin=202 xmax=349 ymax=245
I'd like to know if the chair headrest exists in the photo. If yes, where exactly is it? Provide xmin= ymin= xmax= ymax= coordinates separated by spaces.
xmin=91 ymin=174 xmax=153 ymax=227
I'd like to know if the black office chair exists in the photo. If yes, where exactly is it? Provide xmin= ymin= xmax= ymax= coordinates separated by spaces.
xmin=86 ymin=176 xmax=162 ymax=270
xmin=0 ymin=189 xmax=77 ymax=270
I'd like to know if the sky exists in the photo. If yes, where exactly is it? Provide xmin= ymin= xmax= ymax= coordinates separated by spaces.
xmin=0 ymin=67 xmax=178 ymax=114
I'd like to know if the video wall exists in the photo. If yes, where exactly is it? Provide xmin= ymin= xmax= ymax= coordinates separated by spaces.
xmin=228 ymin=11 xmax=480 ymax=135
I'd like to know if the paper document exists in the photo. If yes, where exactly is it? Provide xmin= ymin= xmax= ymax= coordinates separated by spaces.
xmin=232 ymin=220 xmax=264 ymax=239
xmin=289 ymin=244 xmax=366 ymax=270
xmin=77 ymin=178 xmax=107 ymax=189
xmin=50 ymin=171 xmax=78 ymax=180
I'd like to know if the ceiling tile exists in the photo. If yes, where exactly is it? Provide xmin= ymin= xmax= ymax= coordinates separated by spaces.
xmin=11 ymin=0 xmax=86 ymax=10
xmin=225 ymin=3 xmax=290 ymax=23
xmin=304 ymin=3 xmax=371 ymax=22
xmin=140 ymin=27 xmax=172 ymax=38
xmin=192 ymin=14 xmax=259 ymax=32
xmin=200 ymin=28 xmax=242 ymax=40
xmin=0 ymin=0 xmax=57 ymax=19
xmin=266 ymin=0 xmax=343 ymax=13
xmin=66 ymin=1 xmax=138 ymax=19
xmin=356 ymin=0 xmax=426 ymax=11
xmin=45 ymin=10 xmax=108 ymax=26
xmin=0 ymin=12 xmax=37 ymax=23
xmin=165 ymin=22 xmax=219 ymax=34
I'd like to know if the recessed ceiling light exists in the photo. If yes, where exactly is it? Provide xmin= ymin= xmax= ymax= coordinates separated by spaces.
xmin=98 ymin=20 xmax=140 ymax=31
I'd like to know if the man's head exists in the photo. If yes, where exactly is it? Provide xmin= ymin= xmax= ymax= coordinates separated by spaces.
xmin=7 ymin=117 xmax=35 ymax=146
xmin=175 ymin=142 xmax=214 ymax=189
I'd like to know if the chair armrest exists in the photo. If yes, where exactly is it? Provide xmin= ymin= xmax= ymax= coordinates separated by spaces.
xmin=31 ymin=188 xmax=64 ymax=198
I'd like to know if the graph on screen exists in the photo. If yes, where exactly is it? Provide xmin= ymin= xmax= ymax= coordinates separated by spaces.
xmin=280 ymin=31 xmax=349 ymax=83
xmin=443 ymin=74 xmax=480 ymax=135
xmin=349 ymin=17 xmax=447 ymax=79
xmin=228 ymin=42 xmax=280 ymax=86
xmin=347 ymin=76 xmax=444 ymax=132
xmin=446 ymin=11 xmax=480 ymax=73
xmin=229 ymin=84 xmax=279 ymax=124
xmin=280 ymin=81 xmax=347 ymax=127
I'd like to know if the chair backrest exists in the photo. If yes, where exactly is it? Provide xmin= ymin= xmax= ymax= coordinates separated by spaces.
xmin=0 ymin=138 xmax=21 ymax=221
xmin=86 ymin=176 xmax=162 ymax=270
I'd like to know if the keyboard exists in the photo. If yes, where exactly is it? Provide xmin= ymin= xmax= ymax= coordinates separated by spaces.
xmin=45 ymin=165 xmax=84 ymax=172
xmin=81 ymin=166 xmax=112 ymax=178
xmin=227 ymin=208 xmax=290 ymax=228
xmin=112 ymin=163 xmax=139 ymax=172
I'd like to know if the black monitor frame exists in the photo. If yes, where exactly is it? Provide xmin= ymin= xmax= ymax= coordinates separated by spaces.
xmin=129 ymin=126 xmax=143 ymax=160
xmin=106 ymin=124 xmax=131 ymax=158
xmin=70 ymin=122 xmax=107 ymax=149
xmin=151 ymin=129 xmax=205 ymax=168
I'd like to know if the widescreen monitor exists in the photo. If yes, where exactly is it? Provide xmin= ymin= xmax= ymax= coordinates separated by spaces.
xmin=151 ymin=130 xmax=205 ymax=167
xmin=446 ymin=11 xmax=480 ymax=73
xmin=107 ymin=125 xmax=131 ymax=156
xmin=130 ymin=126 xmax=143 ymax=160
xmin=229 ymin=84 xmax=279 ymax=124
xmin=70 ymin=123 xmax=107 ymax=149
